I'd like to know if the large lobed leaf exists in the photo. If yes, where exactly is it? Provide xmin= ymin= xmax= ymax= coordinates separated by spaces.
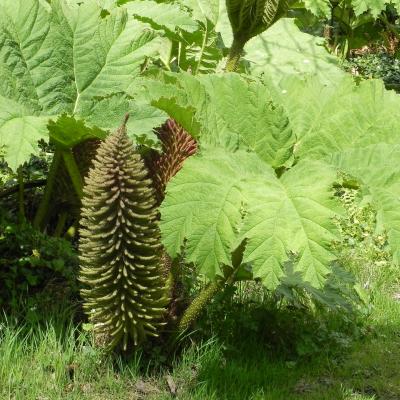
xmin=124 ymin=0 xmax=198 ymax=33
xmin=123 ymin=0 xmax=226 ymax=75
xmin=141 ymin=72 xmax=296 ymax=168
xmin=244 ymin=19 xmax=346 ymax=86
xmin=151 ymin=64 xmax=400 ymax=164
xmin=150 ymin=69 xmax=400 ymax=290
xmin=240 ymin=160 xmax=340 ymax=289
xmin=161 ymin=149 xmax=340 ymax=289
xmin=270 ymin=75 xmax=400 ymax=160
xmin=161 ymin=150 xmax=269 ymax=278
xmin=0 ymin=0 xmax=166 ymax=170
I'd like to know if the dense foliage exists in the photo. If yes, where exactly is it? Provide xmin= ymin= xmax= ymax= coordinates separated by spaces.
xmin=0 ymin=0 xmax=399 ymax=353
xmin=345 ymin=51 xmax=400 ymax=89
xmin=0 ymin=212 xmax=77 ymax=310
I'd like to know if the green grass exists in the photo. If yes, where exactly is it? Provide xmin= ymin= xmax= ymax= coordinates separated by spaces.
xmin=1 ymin=287 xmax=399 ymax=400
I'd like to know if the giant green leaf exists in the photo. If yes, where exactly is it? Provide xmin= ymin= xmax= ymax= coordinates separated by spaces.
xmin=76 ymin=94 xmax=167 ymax=146
xmin=142 ymin=72 xmax=295 ymax=167
xmin=352 ymin=0 xmax=389 ymax=17
xmin=271 ymin=75 xmax=400 ymax=160
xmin=0 ymin=97 xmax=50 ymax=170
xmin=0 ymin=0 xmax=166 ymax=169
xmin=182 ymin=0 xmax=220 ymax=25
xmin=124 ymin=0 xmax=198 ymax=33
xmin=161 ymin=150 xmax=270 ymax=278
xmin=302 ymin=0 xmax=330 ymax=16
xmin=47 ymin=114 xmax=106 ymax=149
xmin=239 ymin=160 xmax=340 ymax=288
xmin=244 ymin=19 xmax=346 ymax=86
xmin=161 ymin=150 xmax=340 ymax=288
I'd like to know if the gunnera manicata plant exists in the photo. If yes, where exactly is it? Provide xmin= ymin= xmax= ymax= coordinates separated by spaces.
xmin=79 ymin=115 xmax=168 ymax=351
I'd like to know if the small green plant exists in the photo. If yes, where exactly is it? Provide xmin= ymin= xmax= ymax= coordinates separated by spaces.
xmin=293 ymin=1 xmax=399 ymax=59
xmin=344 ymin=52 xmax=400 ymax=90
xmin=333 ymin=185 xmax=395 ymax=292
xmin=0 ymin=211 xmax=78 ymax=312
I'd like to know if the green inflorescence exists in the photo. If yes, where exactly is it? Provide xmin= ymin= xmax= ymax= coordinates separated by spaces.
xmin=178 ymin=281 xmax=222 ymax=332
xmin=79 ymin=117 xmax=168 ymax=351
xmin=146 ymin=118 xmax=197 ymax=204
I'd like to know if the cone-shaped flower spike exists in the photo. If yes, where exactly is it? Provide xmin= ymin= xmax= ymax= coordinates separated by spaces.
xmin=79 ymin=116 xmax=168 ymax=351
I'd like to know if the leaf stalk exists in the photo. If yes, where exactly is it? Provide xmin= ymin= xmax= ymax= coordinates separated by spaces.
xmin=61 ymin=149 xmax=83 ymax=199
xmin=17 ymin=166 xmax=25 ymax=223
xmin=225 ymin=37 xmax=246 ymax=72
xmin=33 ymin=149 xmax=62 ymax=230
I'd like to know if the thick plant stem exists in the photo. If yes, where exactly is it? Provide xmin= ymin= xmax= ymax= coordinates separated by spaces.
xmin=178 ymin=280 xmax=222 ymax=332
xmin=62 ymin=150 xmax=83 ymax=199
xmin=54 ymin=211 xmax=68 ymax=237
xmin=225 ymin=37 xmax=246 ymax=72
xmin=33 ymin=150 xmax=62 ymax=230
xmin=17 ymin=167 xmax=25 ymax=223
